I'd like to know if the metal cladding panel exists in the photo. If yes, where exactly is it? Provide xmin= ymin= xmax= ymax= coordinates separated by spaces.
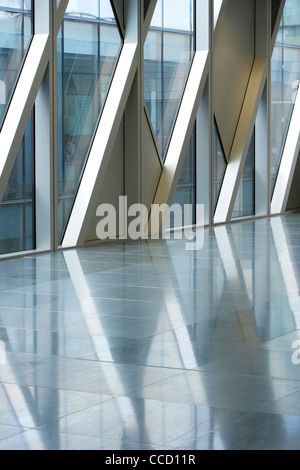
xmin=142 ymin=110 xmax=163 ymax=213
xmin=214 ymin=0 xmax=255 ymax=161
xmin=86 ymin=121 xmax=124 ymax=243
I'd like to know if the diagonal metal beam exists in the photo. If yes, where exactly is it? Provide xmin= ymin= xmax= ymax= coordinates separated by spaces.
xmin=62 ymin=42 xmax=138 ymax=248
xmin=0 ymin=34 xmax=50 ymax=205
xmin=56 ymin=0 xmax=69 ymax=36
xmin=150 ymin=50 xmax=209 ymax=217
xmin=110 ymin=0 xmax=125 ymax=38
xmin=271 ymin=87 xmax=300 ymax=214
xmin=271 ymin=0 xmax=286 ymax=50
xmin=214 ymin=57 xmax=267 ymax=224
xmin=143 ymin=0 xmax=157 ymax=43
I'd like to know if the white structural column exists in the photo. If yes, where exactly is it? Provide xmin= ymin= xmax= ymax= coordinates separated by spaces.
xmin=214 ymin=58 xmax=267 ymax=224
xmin=62 ymin=1 xmax=139 ymax=248
xmin=35 ymin=0 xmax=69 ymax=252
xmin=271 ymin=87 xmax=300 ymax=215
xmin=0 ymin=32 xmax=50 ymax=204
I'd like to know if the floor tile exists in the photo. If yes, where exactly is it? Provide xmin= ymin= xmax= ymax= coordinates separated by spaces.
xmin=1 ymin=214 xmax=300 ymax=449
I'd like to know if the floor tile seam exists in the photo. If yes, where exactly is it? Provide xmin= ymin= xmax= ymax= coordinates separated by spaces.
xmin=0 ymin=290 xmax=163 ymax=304
xmin=0 ymin=304 xmax=170 ymax=316
xmin=0 ymin=304 xmax=164 ymax=316
xmin=121 ymin=387 xmax=269 ymax=414
xmin=147 ymin=367 xmax=300 ymax=386
xmin=0 ymin=379 xmax=119 ymax=406
xmin=33 ymin=421 xmax=190 ymax=448
xmin=18 ymin=396 xmax=117 ymax=432
xmin=0 ymin=359 xmax=186 ymax=392
xmin=0 ymin=426 xmax=32 ymax=443
xmin=254 ymin=387 xmax=300 ymax=415
xmin=0 ymin=327 xmax=141 ymax=344
xmin=9 ymin=423 xmax=177 ymax=450
xmin=5 ymin=283 xmax=205 ymax=294
xmin=165 ymin=410 xmax=254 ymax=447
xmin=0 ymin=375 xmax=135 ymax=400
xmin=4 ymin=365 xmax=300 ymax=389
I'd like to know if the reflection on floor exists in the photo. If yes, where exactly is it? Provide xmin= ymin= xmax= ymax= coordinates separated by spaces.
xmin=1 ymin=215 xmax=300 ymax=450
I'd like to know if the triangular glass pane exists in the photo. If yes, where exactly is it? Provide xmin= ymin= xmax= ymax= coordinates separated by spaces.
xmin=213 ymin=121 xmax=227 ymax=211
xmin=57 ymin=0 xmax=123 ymax=244
xmin=0 ymin=1 xmax=33 ymax=127
xmin=169 ymin=126 xmax=196 ymax=229
xmin=270 ymin=0 xmax=300 ymax=196
xmin=144 ymin=0 xmax=195 ymax=159
xmin=0 ymin=111 xmax=35 ymax=255
xmin=232 ymin=130 xmax=255 ymax=219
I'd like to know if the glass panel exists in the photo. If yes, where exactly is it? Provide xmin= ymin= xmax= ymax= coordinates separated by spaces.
xmin=0 ymin=111 xmax=35 ymax=255
xmin=213 ymin=121 xmax=227 ymax=211
xmin=144 ymin=0 xmax=195 ymax=159
xmin=232 ymin=131 xmax=255 ymax=219
xmin=270 ymin=0 xmax=300 ymax=195
xmin=0 ymin=0 xmax=33 ymax=127
xmin=170 ymin=127 xmax=196 ymax=229
xmin=57 ymin=0 xmax=122 ymax=243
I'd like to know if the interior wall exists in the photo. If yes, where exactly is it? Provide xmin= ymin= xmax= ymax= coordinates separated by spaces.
xmin=214 ymin=0 xmax=255 ymax=161
xmin=85 ymin=119 xmax=124 ymax=243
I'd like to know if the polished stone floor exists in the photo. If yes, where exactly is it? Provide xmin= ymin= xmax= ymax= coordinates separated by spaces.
xmin=1 ymin=215 xmax=300 ymax=450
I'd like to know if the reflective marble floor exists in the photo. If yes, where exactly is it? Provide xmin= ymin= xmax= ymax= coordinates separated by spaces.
xmin=1 ymin=215 xmax=300 ymax=450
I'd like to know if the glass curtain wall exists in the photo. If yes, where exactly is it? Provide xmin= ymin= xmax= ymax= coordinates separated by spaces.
xmin=0 ymin=0 xmax=32 ymax=127
xmin=57 ymin=0 xmax=122 ymax=243
xmin=0 ymin=1 xmax=34 ymax=256
xmin=270 ymin=0 xmax=300 ymax=194
xmin=144 ymin=0 xmax=195 ymax=159
xmin=0 ymin=112 xmax=35 ymax=255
